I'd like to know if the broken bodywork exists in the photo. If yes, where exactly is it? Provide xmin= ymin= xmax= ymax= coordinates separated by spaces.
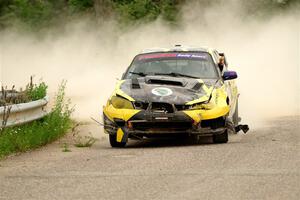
xmin=103 ymin=48 xmax=248 ymax=147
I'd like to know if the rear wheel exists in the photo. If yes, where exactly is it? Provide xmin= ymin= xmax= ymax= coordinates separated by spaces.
xmin=109 ymin=134 xmax=126 ymax=148
xmin=213 ymin=130 xmax=228 ymax=143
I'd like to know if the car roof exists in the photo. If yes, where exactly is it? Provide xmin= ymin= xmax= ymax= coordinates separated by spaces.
xmin=140 ymin=45 xmax=215 ymax=54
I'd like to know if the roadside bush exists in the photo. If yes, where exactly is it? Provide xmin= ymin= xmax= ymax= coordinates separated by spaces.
xmin=68 ymin=0 xmax=94 ymax=13
xmin=26 ymin=81 xmax=48 ymax=101
xmin=2 ymin=0 xmax=55 ymax=29
xmin=0 ymin=0 xmax=183 ymax=30
xmin=0 ymin=81 xmax=73 ymax=159
xmin=112 ymin=0 xmax=181 ymax=25
xmin=0 ymin=77 xmax=47 ymax=106
xmin=1 ymin=0 xmax=298 ymax=31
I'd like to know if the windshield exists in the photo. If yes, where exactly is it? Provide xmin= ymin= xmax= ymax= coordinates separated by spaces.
xmin=123 ymin=52 xmax=218 ymax=79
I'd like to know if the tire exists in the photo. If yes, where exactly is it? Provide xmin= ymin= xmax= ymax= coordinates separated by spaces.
xmin=186 ymin=134 xmax=200 ymax=144
xmin=109 ymin=134 xmax=126 ymax=148
xmin=213 ymin=130 xmax=228 ymax=144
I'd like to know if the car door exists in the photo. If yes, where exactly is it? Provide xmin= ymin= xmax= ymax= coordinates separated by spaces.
xmin=221 ymin=54 xmax=238 ymax=117
xmin=214 ymin=51 xmax=238 ymax=117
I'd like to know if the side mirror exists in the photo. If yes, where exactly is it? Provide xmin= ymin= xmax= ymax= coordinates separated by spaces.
xmin=223 ymin=71 xmax=237 ymax=80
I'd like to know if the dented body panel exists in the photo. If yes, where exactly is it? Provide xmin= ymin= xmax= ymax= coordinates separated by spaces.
xmin=103 ymin=46 xmax=241 ymax=146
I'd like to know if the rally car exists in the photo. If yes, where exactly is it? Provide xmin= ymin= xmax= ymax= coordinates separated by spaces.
xmin=103 ymin=45 xmax=248 ymax=147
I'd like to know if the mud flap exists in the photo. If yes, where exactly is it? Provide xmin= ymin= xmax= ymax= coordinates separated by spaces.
xmin=235 ymin=125 xmax=249 ymax=133
xmin=116 ymin=128 xmax=128 ymax=143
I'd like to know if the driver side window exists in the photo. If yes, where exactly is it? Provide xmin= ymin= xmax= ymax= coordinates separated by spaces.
xmin=214 ymin=51 xmax=228 ymax=74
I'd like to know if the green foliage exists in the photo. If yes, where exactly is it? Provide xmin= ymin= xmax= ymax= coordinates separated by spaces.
xmin=0 ymin=0 xmax=298 ymax=31
xmin=112 ymin=0 xmax=181 ymax=25
xmin=68 ymin=0 xmax=94 ymax=12
xmin=0 ymin=0 xmax=183 ymax=30
xmin=0 ymin=81 xmax=73 ymax=159
xmin=160 ymin=1 xmax=180 ymax=24
xmin=114 ymin=0 xmax=160 ymax=22
xmin=4 ymin=0 xmax=55 ymax=29
xmin=26 ymin=82 xmax=48 ymax=101
xmin=1 ymin=78 xmax=47 ymax=107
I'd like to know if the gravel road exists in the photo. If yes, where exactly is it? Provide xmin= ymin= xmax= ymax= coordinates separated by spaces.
xmin=0 ymin=116 xmax=299 ymax=200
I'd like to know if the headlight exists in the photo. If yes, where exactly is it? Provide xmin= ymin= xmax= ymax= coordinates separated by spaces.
xmin=110 ymin=96 xmax=134 ymax=109
xmin=189 ymin=101 xmax=214 ymax=110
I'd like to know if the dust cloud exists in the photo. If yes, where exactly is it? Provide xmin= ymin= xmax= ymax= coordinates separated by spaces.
xmin=0 ymin=1 xmax=299 ymax=128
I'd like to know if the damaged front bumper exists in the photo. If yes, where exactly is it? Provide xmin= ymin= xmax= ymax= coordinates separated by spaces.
xmin=103 ymin=110 xmax=228 ymax=141
xmin=125 ymin=126 xmax=226 ymax=136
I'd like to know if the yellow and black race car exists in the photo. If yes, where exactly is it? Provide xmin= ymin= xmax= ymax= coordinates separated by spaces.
xmin=103 ymin=45 xmax=248 ymax=147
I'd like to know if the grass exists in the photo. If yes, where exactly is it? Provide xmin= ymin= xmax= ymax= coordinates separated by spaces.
xmin=72 ymin=123 xmax=97 ymax=148
xmin=62 ymin=143 xmax=71 ymax=152
xmin=26 ymin=77 xmax=48 ymax=101
xmin=0 ymin=81 xmax=73 ymax=159
xmin=74 ymin=135 xmax=96 ymax=148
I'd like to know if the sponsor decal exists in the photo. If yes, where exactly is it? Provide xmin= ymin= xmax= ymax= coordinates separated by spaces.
xmin=138 ymin=53 xmax=177 ymax=60
xmin=138 ymin=53 xmax=207 ymax=60
xmin=177 ymin=54 xmax=207 ymax=59
xmin=151 ymin=87 xmax=173 ymax=96
xmin=191 ymin=54 xmax=207 ymax=58
xmin=177 ymin=54 xmax=191 ymax=58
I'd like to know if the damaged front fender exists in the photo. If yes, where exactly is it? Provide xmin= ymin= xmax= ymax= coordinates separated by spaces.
xmin=183 ymin=106 xmax=230 ymax=124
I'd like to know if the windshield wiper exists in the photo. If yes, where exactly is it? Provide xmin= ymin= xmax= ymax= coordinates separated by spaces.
xmin=154 ymin=72 xmax=199 ymax=79
xmin=129 ymin=71 xmax=147 ymax=77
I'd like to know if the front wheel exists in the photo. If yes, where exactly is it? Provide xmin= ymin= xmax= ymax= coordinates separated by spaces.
xmin=213 ymin=130 xmax=228 ymax=144
xmin=109 ymin=134 xmax=126 ymax=148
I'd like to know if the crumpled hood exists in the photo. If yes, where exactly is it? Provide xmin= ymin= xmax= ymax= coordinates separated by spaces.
xmin=119 ymin=76 xmax=216 ymax=105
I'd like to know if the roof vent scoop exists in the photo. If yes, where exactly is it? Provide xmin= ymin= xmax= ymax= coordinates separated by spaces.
xmin=146 ymin=78 xmax=184 ymax=87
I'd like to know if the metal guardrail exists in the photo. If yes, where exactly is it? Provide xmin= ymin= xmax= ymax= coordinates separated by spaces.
xmin=0 ymin=96 xmax=49 ymax=128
